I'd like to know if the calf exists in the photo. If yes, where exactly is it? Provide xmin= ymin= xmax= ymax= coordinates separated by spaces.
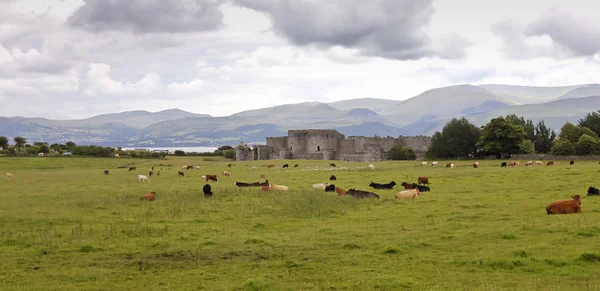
xmin=401 ymin=182 xmax=415 ymax=189
xmin=501 ymin=162 xmax=507 ymax=167
xmin=137 ymin=175 xmax=150 ymax=182
xmin=570 ymin=160 xmax=575 ymax=165
xmin=205 ymin=174 xmax=218 ymax=182
xmin=369 ymin=181 xmax=396 ymax=189
xmin=347 ymin=189 xmax=379 ymax=199
xmin=417 ymin=176 xmax=429 ymax=186
xmin=282 ymin=164 xmax=289 ymax=168
xmin=178 ymin=171 xmax=185 ymax=177
xmin=140 ymin=192 xmax=156 ymax=201
xmin=395 ymin=188 xmax=419 ymax=199
xmin=203 ymin=184 xmax=213 ymax=198
xmin=329 ymin=175 xmax=337 ymax=181
xmin=104 ymin=170 xmax=110 ymax=175
xmin=325 ymin=184 xmax=336 ymax=192
xmin=546 ymin=195 xmax=582 ymax=215
xmin=587 ymin=186 xmax=600 ymax=196
xmin=128 ymin=167 xmax=136 ymax=171
xmin=223 ymin=171 xmax=231 ymax=177
xmin=335 ymin=187 xmax=347 ymax=196
xmin=546 ymin=161 xmax=554 ymax=166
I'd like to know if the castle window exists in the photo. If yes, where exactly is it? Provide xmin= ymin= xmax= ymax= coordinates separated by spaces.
xmin=290 ymin=147 xmax=292 ymax=151
xmin=327 ymin=134 xmax=329 ymax=138
xmin=317 ymin=146 xmax=321 ymax=151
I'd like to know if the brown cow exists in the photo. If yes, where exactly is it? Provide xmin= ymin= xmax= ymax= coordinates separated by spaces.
xmin=267 ymin=164 xmax=275 ymax=168
xmin=546 ymin=161 xmax=554 ymax=166
xmin=473 ymin=161 xmax=479 ymax=168
xmin=401 ymin=182 xmax=415 ymax=189
xmin=205 ymin=174 xmax=218 ymax=182
xmin=5 ymin=172 xmax=14 ymax=179
xmin=417 ymin=176 xmax=429 ymax=186
xmin=178 ymin=171 xmax=185 ymax=177
xmin=335 ymin=187 xmax=347 ymax=196
xmin=140 ymin=192 xmax=156 ymax=201
xmin=546 ymin=195 xmax=582 ymax=215
xmin=227 ymin=163 xmax=232 ymax=168
xmin=223 ymin=171 xmax=231 ymax=177
xmin=128 ymin=167 xmax=136 ymax=171
xmin=261 ymin=185 xmax=271 ymax=191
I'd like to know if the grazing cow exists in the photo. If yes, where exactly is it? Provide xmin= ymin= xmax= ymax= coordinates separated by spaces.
xmin=417 ymin=176 xmax=429 ymax=186
xmin=536 ymin=161 xmax=543 ymax=166
xmin=148 ymin=170 xmax=153 ymax=177
xmin=178 ymin=171 xmax=185 ymax=177
xmin=157 ymin=170 xmax=160 ymax=176
xmin=508 ymin=161 xmax=520 ymax=167
xmin=369 ymin=181 xmax=396 ymax=189
xmin=570 ymin=160 xmax=575 ymax=165
xmin=312 ymin=182 xmax=330 ymax=189
xmin=128 ymin=167 xmax=136 ymax=171
xmin=252 ymin=166 xmax=258 ymax=171
xmin=140 ymin=192 xmax=156 ymax=201
xmin=329 ymin=175 xmax=337 ymax=181
xmin=182 ymin=166 xmax=188 ymax=169
xmin=205 ymin=174 xmax=218 ymax=182
xmin=401 ymin=182 xmax=415 ymax=189
xmin=411 ymin=183 xmax=430 ymax=192
xmin=227 ymin=164 xmax=232 ymax=168
xmin=330 ymin=163 xmax=336 ymax=167
xmin=223 ymin=171 xmax=231 ymax=177
xmin=501 ymin=162 xmax=507 ymax=167
xmin=335 ymin=187 xmax=347 ymax=196
xmin=546 ymin=195 xmax=582 ymax=215
xmin=282 ymin=164 xmax=289 ymax=168
xmin=203 ymin=184 xmax=213 ymax=198
xmin=395 ymin=188 xmax=419 ymax=199
xmin=369 ymin=164 xmax=375 ymax=170
xmin=137 ymin=175 xmax=150 ymax=182
xmin=5 ymin=172 xmax=14 ymax=179
xmin=421 ymin=162 xmax=427 ymax=166
xmin=587 ymin=186 xmax=600 ymax=196
xmin=194 ymin=166 xmax=200 ymax=170
xmin=526 ymin=161 xmax=533 ymax=166
xmin=267 ymin=164 xmax=275 ymax=168
xmin=325 ymin=184 xmax=336 ymax=192
xmin=294 ymin=164 xmax=299 ymax=168
xmin=347 ymin=189 xmax=379 ymax=199
xmin=269 ymin=183 xmax=289 ymax=191
xmin=473 ymin=162 xmax=479 ymax=168
xmin=546 ymin=161 xmax=554 ymax=166
xmin=186 ymin=165 xmax=194 ymax=170
xmin=151 ymin=166 xmax=154 ymax=171
xmin=104 ymin=170 xmax=109 ymax=175
xmin=431 ymin=161 xmax=439 ymax=166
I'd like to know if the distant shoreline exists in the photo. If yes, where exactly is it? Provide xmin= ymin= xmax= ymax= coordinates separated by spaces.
xmin=121 ymin=146 xmax=219 ymax=154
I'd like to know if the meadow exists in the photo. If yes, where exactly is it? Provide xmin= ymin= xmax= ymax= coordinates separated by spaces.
xmin=1 ymin=156 xmax=600 ymax=291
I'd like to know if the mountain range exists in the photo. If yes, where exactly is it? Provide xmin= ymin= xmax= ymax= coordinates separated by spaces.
xmin=1 ymin=83 xmax=600 ymax=147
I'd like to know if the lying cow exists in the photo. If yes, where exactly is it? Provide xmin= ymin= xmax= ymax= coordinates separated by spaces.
xmin=235 ymin=180 xmax=269 ymax=187
xmin=395 ymin=188 xmax=419 ymax=199
xmin=267 ymin=183 xmax=289 ymax=191
xmin=587 ymin=186 xmax=600 ymax=196
xmin=203 ymin=184 xmax=213 ymax=198
xmin=312 ymin=182 xmax=330 ymax=189
xmin=411 ymin=183 xmax=430 ymax=192
xmin=128 ymin=167 xmax=136 ymax=171
xmin=329 ymin=175 xmax=337 ymax=181
xmin=546 ymin=195 xmax=582 ymax=215
xmin=473 ymin=162 xmax=479 ymax=168
xmin=140 ymin=192 xmax=156 ymax=201
xmin=347 ymin=188 xmax=379 ymax=199
xmin=401 ymin=182 xmax=415 ymax=189
xmin=325 ymin=184 xmax=336 ymax=192
xmin=369 ymin=181 xmax=396 ymax=189
xmin=335 ymin=187 xmax=347 ymax=196
xmin=282 ymin=164 xmax=289 ymax=168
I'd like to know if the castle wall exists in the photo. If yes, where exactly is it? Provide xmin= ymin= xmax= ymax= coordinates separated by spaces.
xmin=292 ymin=153 xmax=325 ymax=160
xmin=287 ymin=131 xmax=309 ymax=155
xmin=266 ymin=137 xmax=288 ymax=152
xmin=236 ymin=147 xmax=252 ymax=161
xmin=339 ymin=139 xmax=354 ymax=155
xmin=306 ymin=130 xmax=343 ymax=153
xmin=399 ymin=136 xmax=431 ymax=153
xmin=256 ymin=145 xmax=273 ymax=160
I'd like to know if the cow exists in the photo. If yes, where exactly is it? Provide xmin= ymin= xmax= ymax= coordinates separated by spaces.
xmin=369 ymin=164 xmax=375 ymax=170
xmin=151 ymin=166 xmax=154 ymax=171
xmin=535 ymin=161 xmax=543 ymax=166
xmin=421 ymin=162 xmax=427 ymax=166
xmin=140 ymin=192 xmax=156 ymax=201
xmin=526 ymin=161 xmax=533 ymax=166
xmin=587 ymin=186 xmax=600 ymax=196
xmin=268 ymin=164 xmax=275 ymax=168
xmin=417 ymin=176 xmax=429 ymax=186
xmin=204 ymin=174 xmax=218 ymax=182
xmin=186 ymin=165 xmax=194 ymax=170
xmin=329 ymin=175 xmax=337 ymax=181
xmin=260 ymin=185 xmax=271 ymax=191
xmin=128 ymin=167 xmax=136 ymax=171
xmin=282 ymin=164 xmax=289 ymax=168
xmin=268 ymin=183 xmax=289 ymax=191
xmin=137 ymin=175 xmax=150 ymax=182
xmin=546 ymin=161 xmax=554 ymax=166
xmin=223 ymin=171 xmax=231 ymax=177
xmin=294 ymin=164 xmax=299 ymax=168
xmin=409 ymin=183 xmax=429 ymax=192
xmin=260 ymin=174 xmax=267 ymax=179
xmin=325 ymin=184 xmax=336 ymax=192
xmin=570 ymin=160 xmax=575 ymax=165
xmin=252 ymin=166 xmax=258 ymax=171
xmin=104 ymin=170 xmax=109 ymax=175
xmin=203 ymin=184 xmax=213 ymax=198
xmin=347 ymin=189 xmax=379 ymax=199
xmin=182 ymin=166 xmax=188 ymax=169
xmin=369 ymin=181 xmax=396 ymax=189
xmin=194 ymin=166 xmax=200 ymax=170
xmin=401 ymin=182 xmax=415 ymax=189
xmin=501 ymin=162 xmax=507 ymax=167
xmin=395 ymin=188 xmax=419 ymax=199
xmin=508 ymin=161 xmax=520 ymax=167
xmin=227 ymin=164 xmax=232 ymax=168
xmin=148 ymin=170 xmax=153 ymax=177
xmin=335 ymin=187 xmax=347 ymax=196
xmin=235 ymin=180 xmax=269 ymax=187
xmin=431 ymin=161 xmax=439 ymax=166
xmin=330 ymin=163 xmax=336 ymax=167
xmin=5 ymin=172 xmax=14 ymax=179
xmin=546 ymin=195 xmax=582 ymax=215
xmin=178 ymin=171 xmax=185 ymax=177
xmin=157 ymin=170 xmax=160 ymax=176
xmin=312 ymin=182 xmax=330 ymax=189
xmin=473 ymin=162 xmax=479 ymax=168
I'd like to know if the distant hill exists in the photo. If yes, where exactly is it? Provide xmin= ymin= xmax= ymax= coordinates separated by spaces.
xmin=2 ymin=83 xmax=600 ymax=146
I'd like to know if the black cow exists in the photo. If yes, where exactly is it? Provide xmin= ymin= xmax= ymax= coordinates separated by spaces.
xmin=282 ymin=164 xmax=289 ymax=168
xmin=411 ymin=183 xmax=430 ymax=192
xmin=347 ymin=189 xmax=379 ymax=199
xmin=203 ymin=184 xmax=213 ymax=198
xmin=329 ymin=175 xmax=337 ymax=181
xmin=227 ymin=164 xmax=232 ymax=168
xmin=294 ymin=164 xmax=299 ymax=168
xmin=325 ymin=184 xmax=336 ymax=192
xmin=330 ymin=163 xmax=336 ymax=167
xmin=235 ymin=180 xmax=269 ymax=187
xmin=587 ymin=186 xmax=600 ymax=196
xmin=570 ymin=160 xmax=575 ymax=165
xmin=501 ymin=162 xmax=507 ymax=167
xmin=104 ymin=169 xmax=109 ymax=175
xmin=369 ymin=181 xmax=396 ymax=189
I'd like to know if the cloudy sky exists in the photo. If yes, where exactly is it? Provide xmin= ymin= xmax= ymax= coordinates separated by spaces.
xmin=1 ymin=0 xmax=599 ymax=119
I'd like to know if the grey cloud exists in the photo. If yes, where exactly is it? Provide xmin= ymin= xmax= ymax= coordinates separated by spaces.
xmin=67 ymin=0 xmax=225 ymax=34
xmin=234 ymin=0 xmax=470 ymax=60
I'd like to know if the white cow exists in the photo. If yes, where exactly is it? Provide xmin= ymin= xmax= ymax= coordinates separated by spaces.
xmin=182 ymin=165 xmax=188 ymax=169
xmin=421 ymin=162 xmax=427 ymax=166
xmin=312 ymin=182 xmax=330 ymax=189
xmin=194 ymin=166 xmax=200 ymax=170
xmin=395 ymin=188 xmax=419 ymax=199
xmin=431 ymin=161 xmax=439 ymax=166
xmin=137 ymin=175 xmax=150 ymax=182
xmin=252 ymin=166 xmax=258 ymax=171
xmin=368 ymin=164 xmax=375 ymax=170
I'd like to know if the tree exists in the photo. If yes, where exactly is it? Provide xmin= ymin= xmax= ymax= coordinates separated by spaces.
xmin=13 ymin=136 xmax=26 ymax=148
xmin=519 ymin=140 xmax=535 ymax=154
xmin=50 ymin=143 xmax=61 ymax=152
xmin=39 ymin=145 xmax=50 ymax=154
xmin=575 ymin=134 xmax=600 ymax=155
xmin=505 ymin=114 xmax=535 ymax=140
xmin=477 ymin=117 xmax=526 ymax=156
xmin=216 ymin=145 xmax=234 ymax=152
xmin=551 ymin=139 xmax=576 ymax=155
xmin=174 ymin=150 xmax=186 ymax=156
xmin=65 ymin=141 xmax=77 ymax=150
xmin=224 ymin=149 xmax=236 ymax=160
xmin=0 ymin=136 xmax=8 ymax=150
xmin=33 ymin=142 xmax=48 ymax=147
xmin=559 ymin=122 xmax=597 ymax=143
xmin=533 ymin=120 xmax=556 ymax=154
xmin=578 ymin=110 xmax=600 ymax=137
xmin=425 ymin=118 xmax=481 ymax=159
xmin=388 ymin=145 xmax=417 ymax=160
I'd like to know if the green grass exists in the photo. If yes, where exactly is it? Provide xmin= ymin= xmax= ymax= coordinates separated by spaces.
xmin=1 ymin=157 xmax=600 ymax=290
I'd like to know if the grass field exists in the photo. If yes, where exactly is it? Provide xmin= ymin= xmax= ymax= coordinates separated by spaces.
xmin=1 ymin=156 xmax=600 ymax=291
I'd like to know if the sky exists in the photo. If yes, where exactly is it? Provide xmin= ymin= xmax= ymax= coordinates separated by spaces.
xmin=1 ymin=0 xmax=599 ymax=119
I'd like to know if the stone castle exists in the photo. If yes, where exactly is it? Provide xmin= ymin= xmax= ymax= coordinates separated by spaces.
xmin=236 ymin=129 xmax=431 ymax=162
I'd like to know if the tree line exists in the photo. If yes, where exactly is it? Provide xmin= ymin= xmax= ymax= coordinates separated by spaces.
xmin=425 ymin=110 xmax=600 ymax=159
